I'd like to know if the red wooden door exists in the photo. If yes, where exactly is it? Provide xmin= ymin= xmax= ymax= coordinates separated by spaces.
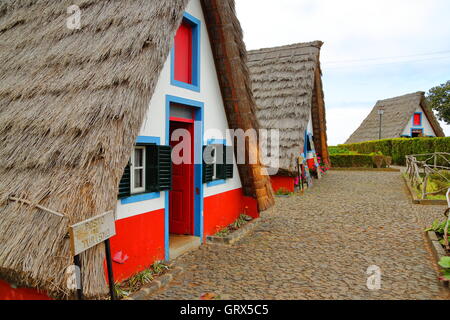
xmin=169 ymin=121 xmax=194 ymax=235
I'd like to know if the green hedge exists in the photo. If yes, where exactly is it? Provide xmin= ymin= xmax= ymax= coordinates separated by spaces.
xmin=340 ymin=137 xmax=450 ymax=165
xmin=330 ymin=154 xmax=375 ymax=168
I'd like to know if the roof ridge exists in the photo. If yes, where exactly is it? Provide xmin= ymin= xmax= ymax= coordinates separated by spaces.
xmin=376 ymin=91 xmax=424 ymax=104
xmin=248 ymin=41 xmax=323 ymax=55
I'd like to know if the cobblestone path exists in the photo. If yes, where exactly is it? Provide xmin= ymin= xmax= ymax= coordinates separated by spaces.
xmin=151 ymin=171 xmax=449 ymax=300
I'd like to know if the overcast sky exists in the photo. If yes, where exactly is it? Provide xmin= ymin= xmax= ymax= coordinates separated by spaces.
xmin=235 ymin=0 xmax=450 ymax=145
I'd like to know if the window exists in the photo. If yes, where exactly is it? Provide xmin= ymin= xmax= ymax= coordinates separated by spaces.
xmin=131 ymin=147 xmax=146 ymax=194
xmin=118 ymin=144 xmax=172 ymax=199
xmin=413 ymin=113 xmax=422 ymax=126
xmin=171 ymin=13 xmax=201 ymax=92
xmin=203 ymin=143 xmax=234 ymax=184
xmin=411 ymin=128 xmax=423 ymax=138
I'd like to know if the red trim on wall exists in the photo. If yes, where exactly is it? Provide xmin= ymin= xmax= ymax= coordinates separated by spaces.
xmin=271 ymin=176 xmax=295 ymax=193
xmin=108 ymin=209 xmax=165 ymax=282
xmin=174 ymin=21 xmax=193 ymax=84
xmin=0 ymin=279 xmax=51 ymax=300
xmin=169 ymin=117 xmax=195 ymax=123
xmin=203 ymin=188 xmax=259 ymax=238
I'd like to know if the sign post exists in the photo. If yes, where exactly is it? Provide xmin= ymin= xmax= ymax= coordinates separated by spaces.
xmin=69 ymin=210 xmax=117 ymax=300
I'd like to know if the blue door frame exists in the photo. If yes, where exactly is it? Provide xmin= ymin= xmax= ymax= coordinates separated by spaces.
xmin=165 ymin=95 xmax=204 ymax=261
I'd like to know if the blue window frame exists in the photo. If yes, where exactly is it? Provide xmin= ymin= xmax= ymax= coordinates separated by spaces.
xmin=120 ymin=136 xmax=162 ymax=205
xmin=170 ymin=12 xmax=201 ymax=92
xmin=206 ymin=139 xmax=227 ymax=187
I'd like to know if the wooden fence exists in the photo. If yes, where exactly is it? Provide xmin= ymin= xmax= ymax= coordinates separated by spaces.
xmin=405 ymin=152 xmax=450 ymax=200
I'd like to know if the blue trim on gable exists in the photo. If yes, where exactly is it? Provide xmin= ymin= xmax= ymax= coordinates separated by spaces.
xmin=170 ymin=12 xmax=201 ymax=93
xmin=207 ymin=139 xmax=227 ymax=145
xmin=136 ymin=136 xmax=160 ymax=145
xmin=165 ymin=95 xmax=204 ymax=248
xmin=164 ymin=190 xmax=170 ymax=261
xmin=121 ymin=192 xmax=161 ymax=205
xmin=412 ymin=112 xmax=422 ymax=127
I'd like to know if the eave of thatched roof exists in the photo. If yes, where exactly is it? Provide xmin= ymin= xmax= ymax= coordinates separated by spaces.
xmin=0 ymin=0 xmax=273 ymax=299
xmin=247 ymin=41 xmax=329 ymax=174
xmin=345 ymin=92 xmax=445 ymax=144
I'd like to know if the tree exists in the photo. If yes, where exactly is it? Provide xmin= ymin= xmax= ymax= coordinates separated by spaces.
xmin=426 ymin=81 xmax=450 ymax=125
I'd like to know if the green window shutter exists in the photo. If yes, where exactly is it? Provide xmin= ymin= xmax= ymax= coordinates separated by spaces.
xmin=146 ymin=145 xmax=172 ymax=192
xmin=203 ymin=145 xmax=214 ymax=183
xmin=118 ymin=162 xmax=131 ymax=198
xmin=146 ymin=145 xmax=158 ymax=192
xmin=157 ymin=145 xmax=172 ymax=191
xmin=224 ymin=145 xmax=234 ymax=179
xmin=215 ymin=144 xmax=226 ymax=180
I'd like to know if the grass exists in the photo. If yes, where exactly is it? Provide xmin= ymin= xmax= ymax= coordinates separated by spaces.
xmin=275 ymin=188 xmax=292 ymax=196
xmin=113 ymin=261 xmax=170 ymax=299
xmin=413 ymin=170 xmax=450 ymax=200
xmin=214 ymin=214 xmax=252 ymax=237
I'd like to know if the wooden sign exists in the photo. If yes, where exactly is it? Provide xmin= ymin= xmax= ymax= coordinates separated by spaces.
xmin=69 ymin=211 xmax=116 ymax=256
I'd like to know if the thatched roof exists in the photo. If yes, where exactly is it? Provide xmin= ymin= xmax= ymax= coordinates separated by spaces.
xmin=0 ymin=0 xmax=273 ymax=299
xmin=345 ymin=92 xmax=445 ymax=144
xmin=247 ymin=41 xmax=329 ymax=175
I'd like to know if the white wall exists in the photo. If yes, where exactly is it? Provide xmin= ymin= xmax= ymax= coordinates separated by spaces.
xmin=401 ymin=106 xmax=436 ymax=137
xmin=116 ymin=0 xmax=243 ymax=221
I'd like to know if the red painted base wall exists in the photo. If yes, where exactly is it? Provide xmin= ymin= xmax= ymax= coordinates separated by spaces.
xmin=0 ymin=280 xmax=51 ymax=300
xmin=109 ymin=209 xmax=165 ymax=282
xmin=271 ymin=176 xmax=295 ymax=193
xmin=0 ymin=188 xmax=260 ymax=299
xmin=203 ymin=188 xmax=259 ymax=237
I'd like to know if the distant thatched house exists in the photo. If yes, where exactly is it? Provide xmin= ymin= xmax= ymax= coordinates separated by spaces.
xmin=247 ymin=41 xmax=329 ymax=192
xmin=0 ymin=0 xmax=274 ymax=299
xmin=345 ymin=92 xmax=445 ymax=144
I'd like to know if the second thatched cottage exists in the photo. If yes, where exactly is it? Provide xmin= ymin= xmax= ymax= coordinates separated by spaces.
xmin=247 ymin=41 xmax=330 ymax=193
xmin=345 ymin=91 xmax=445 ymax=144
xmin=0 ymin=0 xmax=274 ymax=299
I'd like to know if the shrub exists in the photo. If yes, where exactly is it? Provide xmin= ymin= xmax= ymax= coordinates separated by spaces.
xmin=340 ymin=137 xmax=450 ymax=165
xmin=330 ymin=154 xmax=374 ymax=168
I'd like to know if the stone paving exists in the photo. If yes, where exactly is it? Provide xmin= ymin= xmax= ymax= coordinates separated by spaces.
xmin=151 ymin=171 xmax=449 ymax=300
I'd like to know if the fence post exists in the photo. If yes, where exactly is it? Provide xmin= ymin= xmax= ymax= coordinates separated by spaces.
xmin=422 ymin=170 xmax=428 ymax=200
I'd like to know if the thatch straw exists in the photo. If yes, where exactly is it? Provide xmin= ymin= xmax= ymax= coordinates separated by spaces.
xmin=0 ymin=0 xmax=189 ymax=299
xmin=345 ymin=92 xmax=445 ymax=144
xmin=201 ymin=0 xmax=275 ymax=211
xmin=0 ymin=0 xmax=275 ymax=299
xmin=247 ymin=41 xmax=330 ymax=174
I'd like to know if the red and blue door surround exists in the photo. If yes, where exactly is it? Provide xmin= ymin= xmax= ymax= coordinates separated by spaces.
xmin=165 ymin=94 xmax=204 ymax=261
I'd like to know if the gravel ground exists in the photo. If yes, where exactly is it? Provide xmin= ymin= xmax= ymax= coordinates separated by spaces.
xmin=150 ymin=171 xmax=449 ymax=300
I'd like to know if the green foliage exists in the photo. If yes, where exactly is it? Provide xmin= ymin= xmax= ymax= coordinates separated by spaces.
xmin=151 ymin=261 xmax=169 ymax=275
xmin=114 ymin=261 xmax=170 ymax=298
xmin=328 ymin=146 xmax=351 ymax=155
xmin=214 ymin=214 xmax=252 ymax=237
xmin=275 ymin=187 xmax=292 ymax=195
xmin=425 ymin=219 xmax=450 ymax=236
xmin=114 ymin=283 xmax=130 ymax=299
xmin=426 ymin=81 xmax=450 ymax=125
xmin=330 ymin=154 xmax=376 ymax=168
xmin=439 ymin=256 xmax=450 ymax=269
xmin=340 ymin=137 xmax=450 ymax=165
xmin=438 ymin=257 xmax=450 ymax=281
